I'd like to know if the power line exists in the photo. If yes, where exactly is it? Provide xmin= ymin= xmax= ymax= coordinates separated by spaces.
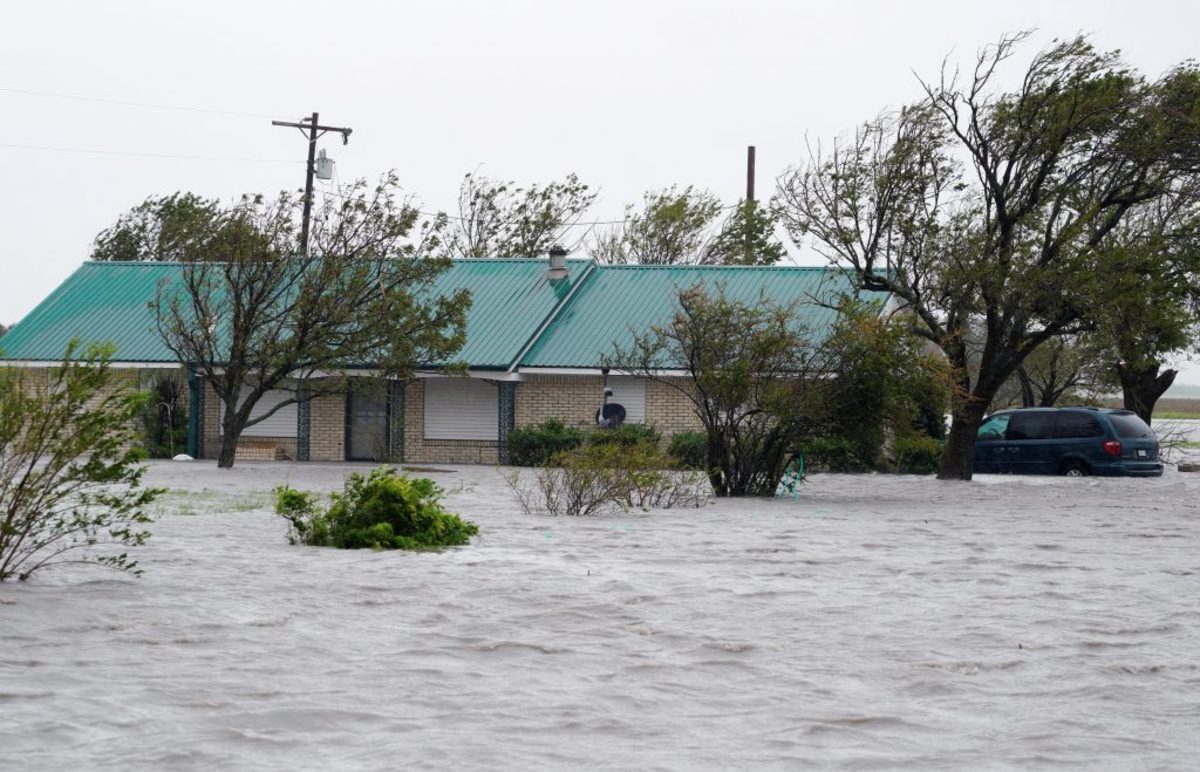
xmin=0 ymin=141 xmax=301 ymax=164
xmin=0 ymin=86 xmax=277 ymax=119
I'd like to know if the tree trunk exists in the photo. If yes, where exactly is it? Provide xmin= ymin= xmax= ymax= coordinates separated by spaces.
xmin=1116 ymin=362 xmax=1176 ymax=426
xmin=217 ymin=432 xmax=238 ymax=468
xmin=938 ymin=402 xmax=990 ymax=481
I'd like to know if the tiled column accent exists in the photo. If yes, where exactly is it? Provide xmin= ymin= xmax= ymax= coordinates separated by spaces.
xmin=388 ymin=380 xmax=405 ymax=462
xmin=296 ymin=383 xmax=311 ymax=462
xmin=497 ymin=381 xmax=517 ymax=464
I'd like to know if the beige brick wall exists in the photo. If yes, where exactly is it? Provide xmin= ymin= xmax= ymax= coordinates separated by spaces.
xmin=402 ymin=379 xmax=499 ymax=465
xmin=199 ymin=380 xmax=298 ymax=461
xmin=309 ymin=393 xmax=345 ymax=462
xmin=514 ymin=373 xmax=703 ymax=445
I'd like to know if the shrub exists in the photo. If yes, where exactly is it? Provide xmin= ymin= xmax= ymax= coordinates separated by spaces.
xmin=890 ymin=435 xmax=945 ymax=475
xmin=586 ymin=423 xmax=661 ymax=448
xmin=0 ymin=343 xmax=162 ymax=581
xmin=795 ymin=437 xmax=867 ymax=473
xmin=506 ymin=419 xmax=585 ymax=466
xmin=667 ymin=431 xmax=707 ymax=469
xmin=275 ymin=467 xmax=478 ymax=550
xmin=139 ymin=375 xmax=188 ymax=458
xmin=505 ymin=441 xmax=708 ymax=516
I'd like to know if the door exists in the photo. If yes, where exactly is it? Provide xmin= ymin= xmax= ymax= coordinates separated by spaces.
xmin=975 ymin=413 xmax=1011 ymax=473
xmin=347 ymin=382 xmax=389 ymax=461
xmin=1003 ymin=411 xmax=1056 ymax=474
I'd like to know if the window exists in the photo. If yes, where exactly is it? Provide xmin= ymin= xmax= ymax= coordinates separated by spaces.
xmin=423 ymin=378 xmax=498 ymax=441
xmin=1053 ymin=412 xmax=1104 ymax=439
xmin=1006 ymin=412 xmax=1054 ymax=441
xmin=1108 ymin=412 xmax=1153 ymax=439
xmin=218 ymin=388 xmax=297 ymax=437
xmin=977 ymin=414 xmax=1010 ymax=440
xmin=606 ymin=377 xmax=646 ymax=424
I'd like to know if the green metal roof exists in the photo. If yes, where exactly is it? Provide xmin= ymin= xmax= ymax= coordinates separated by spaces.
xmin=0 ymin=262 xmax=181 ymax=362
xmin=1 ymin=259 xmax=887 ymax=370
xmin=0 ymin=259 xmax=596 ymax=368
xmin=519 ymin=264 xmax=887 ymax=368
xmin=423 ymin=258 xmax=593 ymax=368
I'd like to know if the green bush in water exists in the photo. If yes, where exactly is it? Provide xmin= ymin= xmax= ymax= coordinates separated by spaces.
xmin=275 ymin=467 xmax=478 ymax=550
xmin=506 ymin=419 xmax=585 ymax=466
xmin=890 ymin=435 xmax=945 ymax=475
xmin=586 ymin=423 xmax=661 ymax=448
xmin=795 ymin=437 xmax=867 ymax=473
xmin=667 ymin=431 xmax=707 ymax=469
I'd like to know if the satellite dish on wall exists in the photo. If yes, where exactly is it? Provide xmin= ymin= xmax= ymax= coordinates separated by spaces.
xmin=596 ymin=402 xmax=626 ymax=428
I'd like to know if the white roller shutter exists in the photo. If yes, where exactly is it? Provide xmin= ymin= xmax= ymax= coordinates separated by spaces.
xmin=424 ymin=379 xmax=498 ymax=441
xmin=608 ymin=376 xmax=646 ymax=424
xmin=218 ymin=388 xmax=298 ymax=437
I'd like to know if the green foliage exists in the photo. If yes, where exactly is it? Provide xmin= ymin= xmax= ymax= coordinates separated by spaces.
xmin=445 ymin=171 xmax=597 ymax=258
xmin=586 ymin=423 xmax=661 ymax=448
xmin=90 ymin=192 xmax=225 ymax=262
xmin=667 ymin=431 xmax=707 ymax=469
xmin=795 ymin=437 xmax=867 ymax=473
xmin=889 ymin=436 xmax=945 ymax=475
xmin=606 ymin=285 xmax=832 ymax=496
xmin=0 ymin=342 xmax=162 ymax=581
xmin=592 ymin=185 xmax=726 ymax=265
xmin=708 ymin=200 xmax=787 ymax=265
xmin=139 ymin=375 xmax=188 ymax=458
xmin=275 ymin=467 xmax=478 ymax=550
xmin=506 ymin=419 xmax=585 ymax=466
xmin=506 ymin=441 xmax=707 ymax=516
xmin=824 ymin=302 xmax=951 ymax=467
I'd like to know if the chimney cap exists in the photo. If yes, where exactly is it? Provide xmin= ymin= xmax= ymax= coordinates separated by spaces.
xmin=548 ymin=245 xmax=568 ymax=257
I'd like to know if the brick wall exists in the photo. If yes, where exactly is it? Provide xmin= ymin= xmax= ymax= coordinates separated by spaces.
xmin=645 ymin=376 xmax=704 ymax=439
xmin=403 ymin=379 xmax=499 ymax=465
xmin=200 ymin=380 xmax=298 ymax=461
xmin=309 ymin=393 xmax=345 ymax=462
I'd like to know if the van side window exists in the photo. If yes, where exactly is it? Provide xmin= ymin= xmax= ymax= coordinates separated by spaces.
xmin=978 ymin=414 xmax=1010 ymax=439
xmin=1054 ymin=412 xmax=1105 ymax=438
xmin=1006 ymin=412 xmax=1053 ymax=440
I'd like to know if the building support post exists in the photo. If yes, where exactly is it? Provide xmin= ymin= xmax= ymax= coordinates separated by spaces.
xmin=297 ymin=383 xmax=312 ymax=462
xmin=186 ymin=365 xmax=200 ymax=459
xmin=388 ymin=380 xmax=406 ymax=463
xmin=497 ymin=381 xmax=517 ymax=465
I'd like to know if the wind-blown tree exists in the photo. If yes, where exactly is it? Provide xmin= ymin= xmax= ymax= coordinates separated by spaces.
xmin=90 ymin=192 xmax=228 ymax=262
xmin=592 ymin=186 xmax=724 ymax=265
xmin=606 ymin=285 xmax=832 ymax=496
xmin=594 ymin=187 xmax=787 ymax=266
xmin=775 ymin=33 xmax=1200 ymax=479
xmin=1088 ymin=194 xmax=1200 ymax=423
xmin=443 ymin=171 xmax=596 ymax=257
xmin=0 ymin=343 xmax=161 ymax=581
xmin=148 ymin=174 xmax=470 ymax=468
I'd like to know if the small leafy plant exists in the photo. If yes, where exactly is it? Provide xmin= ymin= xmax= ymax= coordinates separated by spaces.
xmin=275 ymin=467 xmax=478 ymax=550
xmin=506 ymin=419 xmax=585 ymax=466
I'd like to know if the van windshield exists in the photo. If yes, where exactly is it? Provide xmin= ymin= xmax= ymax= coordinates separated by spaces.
xmin=1108 ymin=413 xmax=1153 ymax=438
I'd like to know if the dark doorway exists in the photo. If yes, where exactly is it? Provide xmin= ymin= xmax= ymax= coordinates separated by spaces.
xmin=346 ymin=381 xmax=389 ymax=461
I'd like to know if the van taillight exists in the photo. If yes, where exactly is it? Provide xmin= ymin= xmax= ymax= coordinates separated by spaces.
xmin=1102 ymin=440 xmax=1122 ymax=457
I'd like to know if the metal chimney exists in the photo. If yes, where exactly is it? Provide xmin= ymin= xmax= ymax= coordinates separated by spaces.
xmin=547 ymin=245 xmax=569 ymax=280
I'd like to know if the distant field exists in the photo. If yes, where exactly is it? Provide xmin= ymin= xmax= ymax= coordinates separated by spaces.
xmin=1100 ymin=397 xmax=1200 ymax=419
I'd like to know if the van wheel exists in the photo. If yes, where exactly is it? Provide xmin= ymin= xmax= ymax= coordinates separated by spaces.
xmin=1063 ymin=462 xmax=1088 ymax=477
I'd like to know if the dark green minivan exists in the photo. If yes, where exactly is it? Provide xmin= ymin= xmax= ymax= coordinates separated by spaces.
xmin=975 ymin=407 xmax=1163 ymax=477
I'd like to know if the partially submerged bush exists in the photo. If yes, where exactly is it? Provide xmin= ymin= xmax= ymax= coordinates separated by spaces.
xmin=507 ymin=419 xmax=585 ymax=466
xmin=796 ymin=437 xmax=867 ymax=473
xmin=889 ymin=435 xmax=944 ymax=475
xmin=0 ymin=343 xmax=162 ymax=581
xmin=505 ymin=441 xmax=708 ymax=516
xmin=667 ymin=431 xmax=707 ymax=469
xmin=275 ymin=467 xmax=478 ymax=549
xmin=586 ymin=423 xmax=661 ymax=449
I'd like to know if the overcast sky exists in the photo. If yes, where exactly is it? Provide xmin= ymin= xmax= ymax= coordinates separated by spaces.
xmin=3 ymin=0 xmax=1197 ymax=383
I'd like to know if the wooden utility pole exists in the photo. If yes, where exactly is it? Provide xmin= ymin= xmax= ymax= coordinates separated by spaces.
xmin=271 ymin=112 xmax=352 ymax=254
xmin=746 ymin=145 xmax=756 ymax=203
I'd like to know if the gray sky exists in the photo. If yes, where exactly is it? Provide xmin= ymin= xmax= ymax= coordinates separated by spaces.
xmin=3 ymin=0 xmax=1197 ymax=383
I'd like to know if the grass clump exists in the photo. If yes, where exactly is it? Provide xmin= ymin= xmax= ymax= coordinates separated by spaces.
xmin=275 ymin=467 xmax=478 ymax=550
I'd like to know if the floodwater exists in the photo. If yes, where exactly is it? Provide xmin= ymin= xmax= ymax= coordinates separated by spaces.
xmin=3 ymin=461 xmax=1200 ymax=770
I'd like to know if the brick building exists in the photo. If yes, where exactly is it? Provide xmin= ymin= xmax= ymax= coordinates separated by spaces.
xmin=1 ymin=257 xmax=887 ymax=464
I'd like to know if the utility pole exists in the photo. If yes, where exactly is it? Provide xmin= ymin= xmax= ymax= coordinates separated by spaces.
xmin=271 ymin=112 xmax=352 ymax=254
xmin=746 ymin=145 xmax=756 ymax=203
